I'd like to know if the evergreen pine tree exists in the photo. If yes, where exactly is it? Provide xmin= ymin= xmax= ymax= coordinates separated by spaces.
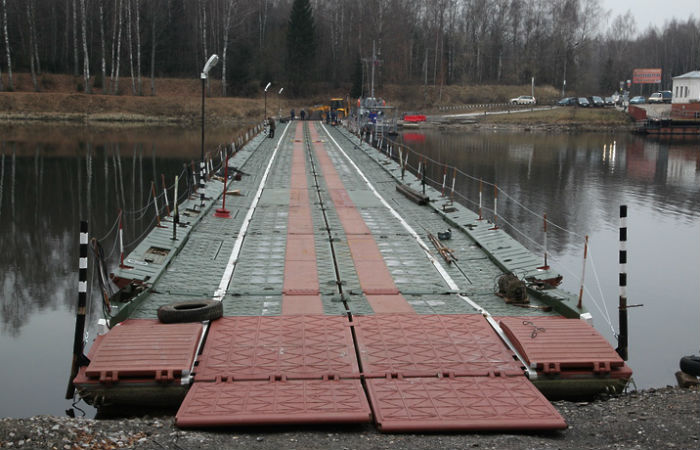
xmin=350 ymin=56 xmax=363 ymax=99
xmin=286 ymin=0 xmax=316 ymax=94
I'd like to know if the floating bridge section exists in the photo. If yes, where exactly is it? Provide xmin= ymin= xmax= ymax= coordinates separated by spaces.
xmin=76 ymin=121 xmax=630 ymax=432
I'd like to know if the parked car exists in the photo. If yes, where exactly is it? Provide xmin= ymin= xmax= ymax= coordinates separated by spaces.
xmin=590 ymin=96 xmax=605 ymax=107
xmin=629 ymin=96 xmax=646 ymax=104
xmin=510 ymin=95 xmax=536 ymax=105
xmin=604 ymin=97 xmax=615 ymax=106
xmin=577 ymin=97 xmax=590 ymax=107
xmin=648 ymin=90 xmax=672 ymax=104
xmin=648 ymin=92 xmax=663 ymax=103
xmin=557 ymin=97 xmax=577 ymax=106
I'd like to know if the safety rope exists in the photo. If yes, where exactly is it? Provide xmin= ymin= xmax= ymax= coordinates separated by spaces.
xmin=353 ymin=126 xmax=618 ymax=334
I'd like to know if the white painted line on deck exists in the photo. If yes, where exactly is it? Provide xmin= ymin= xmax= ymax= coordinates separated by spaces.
xmin=321 ymin=123 xmax=535 ymax=378
xmin=185 ymin=123 xmax=292 ymax=384
xmin=214 ymin=122 xmax=292 ymax=301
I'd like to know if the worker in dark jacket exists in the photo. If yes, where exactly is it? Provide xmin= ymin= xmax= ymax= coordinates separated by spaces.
xmin=268 ymin=117 xmax=275 ymax=138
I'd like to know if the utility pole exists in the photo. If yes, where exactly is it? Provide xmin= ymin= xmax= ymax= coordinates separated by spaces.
xmin=362 ymin=41 xmax=382 ymax=98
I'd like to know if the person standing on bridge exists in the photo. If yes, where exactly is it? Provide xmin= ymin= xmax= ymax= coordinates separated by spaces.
xmin=300 ymin=109 xmax=306 ymax=121
xmin=268 ymin=117 xmax=275 ymax=138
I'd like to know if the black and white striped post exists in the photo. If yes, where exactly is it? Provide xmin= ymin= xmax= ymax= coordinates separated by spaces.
xmin=65 ymin=220 xmax=91 ymax=399
xmin=172 ymin=175 xmax=179 ymax=241
xmin=199 ymin=159 xmax=206 ymax=208
xmin=617 ymin=204 xmax=629 ymax=361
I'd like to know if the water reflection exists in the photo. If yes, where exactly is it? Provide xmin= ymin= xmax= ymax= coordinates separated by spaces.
xmin=404 ymin=132 xmax=700 ymax=254
xmin=401 ymin=129 xmax=700 ymax=389
xmin=0 ymin=124 xmax=244 ymax=417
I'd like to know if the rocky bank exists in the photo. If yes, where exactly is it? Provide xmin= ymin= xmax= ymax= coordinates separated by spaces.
xmin=0 ymin=387 xmax=698 ymax=450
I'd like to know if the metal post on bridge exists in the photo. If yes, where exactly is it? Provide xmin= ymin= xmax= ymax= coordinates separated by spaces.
xmin=478 ymin=178 xmax=483 ymax=220
xmin=577 ymin=235 xmax=589 ymax=309
xmin=161 ymin=174 xmax=170 ymax=216
xmin=538 ymin=213 xmax=550 ymax=270
xmin=172 ymin=175 xmax=179 ymax=241
xmin=489 ymin=185 xmax=499 ymax=230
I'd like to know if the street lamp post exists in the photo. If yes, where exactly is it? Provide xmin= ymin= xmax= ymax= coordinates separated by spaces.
xmin=277 ymin=87 xmax=284 ymax=119
xmin=264 ymin=82 xmax=272 ymax=121
xmin=200 ymin=54 xmax=219 ymax=207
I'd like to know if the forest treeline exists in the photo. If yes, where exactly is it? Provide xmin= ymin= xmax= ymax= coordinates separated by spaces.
xmin=0 ymin=0 xmax=698 ymax=97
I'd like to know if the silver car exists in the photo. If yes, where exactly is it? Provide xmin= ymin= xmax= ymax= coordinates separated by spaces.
xmin=510 ymin=95 xmax=536 ymax=105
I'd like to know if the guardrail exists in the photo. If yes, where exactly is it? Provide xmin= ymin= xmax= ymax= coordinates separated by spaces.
xmin=437 ymin=102 xmax=541 ymax=112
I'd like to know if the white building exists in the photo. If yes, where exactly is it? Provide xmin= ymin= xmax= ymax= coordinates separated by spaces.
xmin=671 ymin=71 xmax=700 ymax=120
xmin=671 ymin=71 xmax=700 ymax=104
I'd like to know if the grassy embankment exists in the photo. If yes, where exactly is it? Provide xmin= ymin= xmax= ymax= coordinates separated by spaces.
xmin=0 ymin=73 xmax=630 ymax=129
xmin=479 ymin=107 xmax=632 ymax=130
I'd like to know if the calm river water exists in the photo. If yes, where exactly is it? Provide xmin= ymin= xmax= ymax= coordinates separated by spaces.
xmin=0 ymin=124 xmax=698 ymax=418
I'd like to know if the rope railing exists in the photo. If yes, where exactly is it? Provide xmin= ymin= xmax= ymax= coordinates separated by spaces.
xmin=345 ymin=122 xmax=616 ymax=334
xmin=82 ymin=119 xmax=269 ymax=325
xmin=90 ymin=119 xmax=268 ymax=265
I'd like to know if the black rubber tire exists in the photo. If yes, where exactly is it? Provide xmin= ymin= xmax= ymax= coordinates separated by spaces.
xmin=157 ymin=300 xmax=223 ymax=324
xmin=680 ymin=355 xmax=700 ymax=377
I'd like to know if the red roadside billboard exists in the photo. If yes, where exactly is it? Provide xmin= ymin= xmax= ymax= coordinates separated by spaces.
xmin=632 ymin=68 xmax=662 ymax=84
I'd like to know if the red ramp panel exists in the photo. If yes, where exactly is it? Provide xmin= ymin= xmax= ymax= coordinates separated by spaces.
xmin=355 ymin=314 xmax=523 ymax=378
xmin=84 ymin=319 xmax=202 ymax=383
xmin=498 ymin=316 xmax=624 ymax=374
xmin=366 ymin=376 xmax=566 ymax=432
xmin=176 ymin=378 xmax=372 ymax=427
xmin=194 ymin=315 xmax=359 ymax=381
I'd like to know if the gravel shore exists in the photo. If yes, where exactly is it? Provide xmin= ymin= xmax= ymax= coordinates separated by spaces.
xmin=1 ymin=387 xmax=697 ymax=450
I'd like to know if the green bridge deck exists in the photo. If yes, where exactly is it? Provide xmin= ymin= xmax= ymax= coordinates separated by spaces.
xmin=111 ymin=121 xmax=579 ymax=321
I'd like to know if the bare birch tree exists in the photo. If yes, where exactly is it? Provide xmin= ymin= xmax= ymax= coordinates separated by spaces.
xmin=113 ymin=0 xmax=124 ymax=94
xmin=80 ymin=0 xmax=90 ymax=93
xmin=221 ymin=0 xmax=235 ymax=96
xmin=72 ymin=0 xmax=78 ymax=76
xmin=2 ymin=0 xmax=11 ymax=90
xmin=150 ymin=4 xmax=156 ymax=95
xmin=126 ymin=0 xmax=136 ymax=95
xmin=99 ymin=0 xmax=107 ymax=93
xmin=135 ymin=0 xmax=142 ymax=95
xmin=26 ymin=2 xmax=38 ymax=91
xmin=258 ymin=0 xmax=269 ymax=50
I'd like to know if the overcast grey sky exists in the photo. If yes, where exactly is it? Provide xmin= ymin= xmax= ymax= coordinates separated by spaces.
xmin=601 ymin=0 xmax=699 ymax=32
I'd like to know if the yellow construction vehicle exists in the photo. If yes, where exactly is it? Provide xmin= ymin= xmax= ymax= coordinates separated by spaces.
xmin=330 ymin=97 xmax=349 ymax=121
xmin=306 ymin=98 xmax=349 ymax=123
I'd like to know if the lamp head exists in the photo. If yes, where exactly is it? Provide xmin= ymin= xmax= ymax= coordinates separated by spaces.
xmin=265 ymin=82 xmax=272 ymax=92
xmin=278 ymin=88 xmax=284 ymax=94
xmin=201 ymin=54 xmax=219 ymax=79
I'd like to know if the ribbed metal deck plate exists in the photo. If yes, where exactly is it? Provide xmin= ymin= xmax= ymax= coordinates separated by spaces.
xmin=499 ymin=316 xmax=625 ymax=374
xmin=354 ymin=314 xmax=523 ymax=378
xmin=84 ymin=319 xmax=202 ymax=382
xmin=176 ymin=378 xmax=371 ymax=427
xmin=365 ymin=375 xmax=566 ymax=432
xmin=194 ymin=315 xmax=359 ymax=381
